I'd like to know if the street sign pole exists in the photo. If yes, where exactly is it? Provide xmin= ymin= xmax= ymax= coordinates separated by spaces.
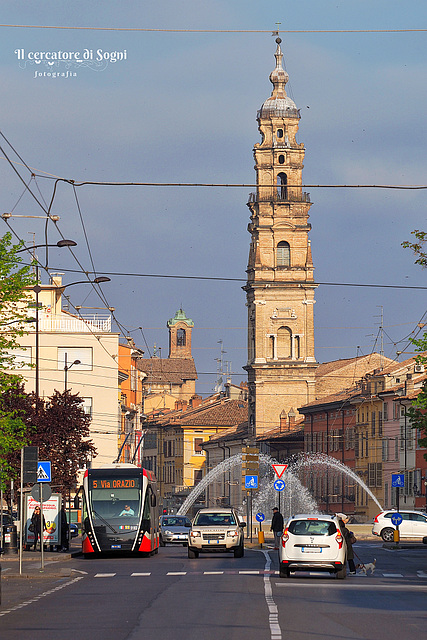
xmin=40 ymin=482 xmax=44 ymax=571
xmin=396 ymin=486 xmax=400 ymax=513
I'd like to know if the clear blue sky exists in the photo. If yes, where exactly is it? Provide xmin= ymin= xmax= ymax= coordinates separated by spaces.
xmin=1 ymin=1 xmax=427 ymax=396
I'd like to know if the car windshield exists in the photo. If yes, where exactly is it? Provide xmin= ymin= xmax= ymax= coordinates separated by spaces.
xmin=194 ymin=512 xmax=236 ymax=526
xmin=288 ymin=519 xmax=337 ymax=536
xmin=161 ymin=517 xmax=190 ymax=527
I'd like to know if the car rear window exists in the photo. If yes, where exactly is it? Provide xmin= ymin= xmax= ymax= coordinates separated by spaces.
xmin=288 ymin=519 xmax=337 ymax=536
xmin=194 ymin=513 xmax=236 ymax=526
xmin=162 ymin=517 xmax=189 ymax=526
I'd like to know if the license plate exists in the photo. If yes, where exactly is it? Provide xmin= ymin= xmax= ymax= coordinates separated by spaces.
xmin=302 ymin=547 xmax=321 ymax=553
xmin=176 ymin=535 xmax=187 ymax=539
xmin=208 ymin=540 xmax=219 ymax=544
xmin=111 ymin=544 xmax=121 ymax=549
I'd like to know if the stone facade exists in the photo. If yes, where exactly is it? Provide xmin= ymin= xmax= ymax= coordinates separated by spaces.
xmin=244 ymin=39 xmax=317 ymax=436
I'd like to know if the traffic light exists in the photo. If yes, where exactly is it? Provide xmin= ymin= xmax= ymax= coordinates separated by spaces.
xmin=73 ymin=495 xmax=80 ymax=510
xmin=23 ymin=446 xmax=38 ymax=484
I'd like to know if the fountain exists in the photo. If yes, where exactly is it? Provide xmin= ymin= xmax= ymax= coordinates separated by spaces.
xmin=291 ymin=452 xmax=383 ymax=511
xmin=177 ymin=451 xmax=383 ymax=516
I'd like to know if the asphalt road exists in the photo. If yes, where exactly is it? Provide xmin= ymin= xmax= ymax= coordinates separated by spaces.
xmin=1 ymin=540 xmax=427 ymax=640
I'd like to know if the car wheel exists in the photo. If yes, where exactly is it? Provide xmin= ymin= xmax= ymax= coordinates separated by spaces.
xmin=381 ymin=527 xmax=395 ymax=542
xmin=234 ymin=543 xmax=244 ymax=558
xmin=336 ymin=565 xmax=347 ymax=580
xmin=279 ymin=563 xmax=290 ymax=578
xmin=188 ymin=547 xmax=199 ymax=559
xmin=423 ymin=536 xmax=427 ymax=545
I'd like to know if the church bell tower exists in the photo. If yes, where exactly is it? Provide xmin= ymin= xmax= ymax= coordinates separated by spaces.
xmin=244 ymin=38 xmax=318 ymax=436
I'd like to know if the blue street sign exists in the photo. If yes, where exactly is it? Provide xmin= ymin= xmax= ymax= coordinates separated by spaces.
xmin=245 ymin=475 xmax=258 ymax=489
xmin=391 ymin=513 xmax=403 ymax=527
xmin=274 ymin=479 xmax=286 ymax=492
xmin=37 ymin=461 xmax=51 ymax=483
xmin=256 ymin=512 xmax=265 ymax=522
xmin=392 ymin=474 xmax=405 ymax=488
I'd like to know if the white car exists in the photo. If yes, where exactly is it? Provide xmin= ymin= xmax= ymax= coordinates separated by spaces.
xmin=188 ymin=507 xmax=245 ymax=559
xmin=372 ymin=510 xmax=427 ymax=542
xmin=279 ymin=514 xmax=347 ymax=579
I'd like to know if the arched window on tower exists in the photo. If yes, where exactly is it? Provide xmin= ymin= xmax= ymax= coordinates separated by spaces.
xmin=277 ymin=241 xmax=290 ymax=267
xmin=277 ymin=173 xmax=288 ymax=200
xmin=176 ymin=328 xmax=186 ymax=347
xmin=277 ymin=326 xmax=292 ymax=359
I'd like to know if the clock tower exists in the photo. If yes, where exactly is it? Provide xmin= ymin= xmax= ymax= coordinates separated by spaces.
xmin=244 ymin=38 xmax=318 ymax=436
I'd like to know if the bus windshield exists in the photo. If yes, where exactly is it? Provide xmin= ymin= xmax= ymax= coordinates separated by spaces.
xmin=89 ymin=475 xmax=141 ymax=522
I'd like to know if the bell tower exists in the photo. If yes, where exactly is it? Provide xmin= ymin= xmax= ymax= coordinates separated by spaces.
xmin=167 ymin=308 xmax=194 ymax=359
xmin=244 ymin=38 xmax=318 ymax=436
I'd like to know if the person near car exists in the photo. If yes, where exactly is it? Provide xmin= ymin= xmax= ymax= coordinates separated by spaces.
xmin=60 ymin=505 xmax=69 ymax=552
xmin=31 ymin=505 xmax=46 ymax=551
xmin=338 ymin=517 xmax=356 ymax=574
xmin=271 ymin=507 xmax=284 ymax=550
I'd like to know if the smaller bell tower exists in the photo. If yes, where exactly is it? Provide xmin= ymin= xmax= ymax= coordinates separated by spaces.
xmin=167 ymin=309 xmax=194 ymax=359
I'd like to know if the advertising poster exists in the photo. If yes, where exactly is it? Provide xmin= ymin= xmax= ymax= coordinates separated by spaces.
xmin=26 ymin=494 xmax=61 ymax=545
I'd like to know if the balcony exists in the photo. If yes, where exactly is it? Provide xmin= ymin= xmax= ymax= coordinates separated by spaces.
xmin=248 ymin=191 xmax=311 ymax=204
xmin=34 ymin=313 xmax=112 ymax=333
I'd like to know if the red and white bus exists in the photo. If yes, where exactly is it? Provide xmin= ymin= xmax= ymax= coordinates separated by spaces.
xmin=81 ymin=464 xmax=159 ymax=556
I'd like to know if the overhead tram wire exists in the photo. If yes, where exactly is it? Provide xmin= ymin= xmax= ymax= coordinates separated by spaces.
xmin=1 ymin=24 xmax=427 ymax=33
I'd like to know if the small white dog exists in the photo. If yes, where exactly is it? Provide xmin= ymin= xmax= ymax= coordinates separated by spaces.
xmin=357 ymin=559 xmax=376 ymax=575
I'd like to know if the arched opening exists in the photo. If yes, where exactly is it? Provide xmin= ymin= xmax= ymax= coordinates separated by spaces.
xmin=277 ymin=173 xmax=288 ymax=200
xmin=176 ymin=328 xmax=186 ymax=347
xmin=277 ymin=128 xmax=284 ymax=139
xmin=278 ymin=154 xmax=285 ymax=164
xmin=295 ymin=335 xmax=301 ymax=359
xmin=277 ymin=326 xmax=292 ymax=359
xmin=277 ymin=241 xmax=290 ymax=267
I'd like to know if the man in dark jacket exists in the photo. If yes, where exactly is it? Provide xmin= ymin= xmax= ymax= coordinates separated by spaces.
xmin=270 ymin=507 xmax=284 ymax=550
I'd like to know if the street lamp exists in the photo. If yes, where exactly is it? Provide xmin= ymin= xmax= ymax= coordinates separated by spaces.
xmin=15 ymin=240 xmax=78 ymax=407
xmin=64 ymin=353 xmax=82 ymax=391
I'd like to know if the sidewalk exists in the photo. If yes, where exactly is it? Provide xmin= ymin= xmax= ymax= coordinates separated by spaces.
xmin=1 ymin=539 xmax=82 ymax=579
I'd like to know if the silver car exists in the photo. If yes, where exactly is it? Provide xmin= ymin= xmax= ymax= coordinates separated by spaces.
xmin=159 ymin=515 xmax=192 ymax=546
xmin=188 ymin=507 xmax=245 ymax=558
xmin=279 ymin=514 xmax=347 ymax=579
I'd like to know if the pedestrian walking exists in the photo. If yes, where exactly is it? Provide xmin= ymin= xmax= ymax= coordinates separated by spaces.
xmin=60 ymin=505 xmax=69 ymax=552
xmin=270 ymin=507 xmax=284 ymax=550
xmin=338 ymin=515 xmax=356 ymax=574
xmin=31 ymin=505 xmax=46 ymax=551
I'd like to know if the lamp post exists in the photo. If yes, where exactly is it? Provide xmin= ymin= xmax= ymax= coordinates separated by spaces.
xmin=16 ymin=239 xmax=78 ymax=408
xmin=64 ymin=353 xmax=81 ymax=391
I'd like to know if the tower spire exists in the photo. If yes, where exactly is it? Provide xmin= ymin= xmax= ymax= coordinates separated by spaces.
xmin=269 ymin=38 xmax=289 ymax=99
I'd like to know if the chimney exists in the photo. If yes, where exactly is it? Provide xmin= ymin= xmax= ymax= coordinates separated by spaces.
xmin=280 ymin=411 xmax=287 ymax=432
xmin=288 ymin=408 xmax=296 ymax=428
xmin=190 ymin=395 xmax=202 ymax=408
xmin=175 ymin=400 xmax=187 ymax=411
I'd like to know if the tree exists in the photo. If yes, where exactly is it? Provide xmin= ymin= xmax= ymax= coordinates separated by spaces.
xmin=3 ymin=388 xmax=97 ymax=496
xmin=0 ymin=232 xmax=36 ymax=490
xmin=402 ymin=230 xmax=427 ymax=458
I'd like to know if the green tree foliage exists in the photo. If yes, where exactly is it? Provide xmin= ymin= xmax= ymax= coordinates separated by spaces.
xmin=0 ymin=232 xmax=36 ymax=489
xmin=403 ymin=230 xmax=427 ymax=459
xmin=402 ymin=230 xmax=427 ymax=269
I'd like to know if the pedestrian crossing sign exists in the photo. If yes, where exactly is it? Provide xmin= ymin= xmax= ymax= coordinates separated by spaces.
xmin=37 ymin=461 xmax=51 ymax=482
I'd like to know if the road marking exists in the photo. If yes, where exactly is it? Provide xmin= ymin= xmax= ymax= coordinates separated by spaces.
xmin=275 ymin=582 xmax=427 ymax=590
xmin=131 ymin=572 xmax=151 ymax=576
xmin=239 ymin=570 xmax=260 ymax=574
xmin=167 ymin=572 xmax=187 ymax=576
xmin=417 ymin=571 xmax=427 ymax=577
xmin=0 ymin=576 xmax=84 ymax=618
xmin=383 ymin=573 xmax=403 ymax=577
xmin=262 ymin=550 xmax=282 ymax=640
xmin=94 ymin=573 xmax=116 ymax=578
xmin=204 ymin=571 xmax=224 ymax=575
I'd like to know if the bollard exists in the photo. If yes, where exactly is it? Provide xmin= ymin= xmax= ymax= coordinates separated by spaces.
xmin=3 ymin=524 xmax=18 ymax=555
xmin=393 ymin=528 xmax=400 ymax=543
xmin=258 ymin=530 xmax=265 ymax=546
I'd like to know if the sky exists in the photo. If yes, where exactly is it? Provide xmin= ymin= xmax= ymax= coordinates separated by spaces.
xmin=1 ymin=1 xmax=427 ymax=398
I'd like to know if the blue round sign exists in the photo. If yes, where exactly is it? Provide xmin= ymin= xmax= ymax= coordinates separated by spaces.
xmin=274 ymin=479 xmax=286 ymax=492
xmin=391 ymin=512 xmax=403 ymax=527
xmin=256 ymin=512 xmax=265 ymax=522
